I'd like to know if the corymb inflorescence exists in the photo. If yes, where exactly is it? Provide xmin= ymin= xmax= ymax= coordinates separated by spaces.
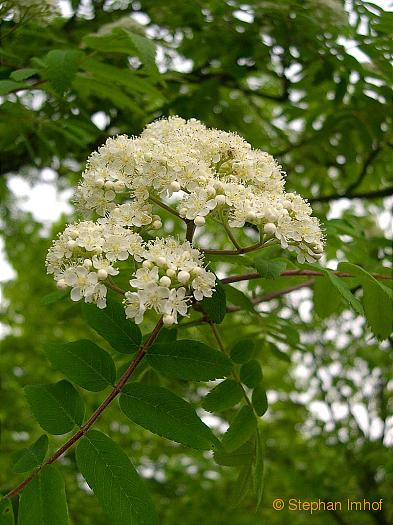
xmin=46 ymin=117 xmax=324 ymax=324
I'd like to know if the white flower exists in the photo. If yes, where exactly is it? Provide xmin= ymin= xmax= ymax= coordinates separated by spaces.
xmin=129 ymin=267 xmax=159 ymax=289
xmin=62 ymin=266 xmax=98 ymax=302
xmin=124 ymin=292 xmax=146 ymax=324
xmin=192 ymin=270 xmax=216 ymax=301
xmin=92 ymin=256 xmax=119 ymax=276
xmin=162 ymin=287 xmax=189 ymax=322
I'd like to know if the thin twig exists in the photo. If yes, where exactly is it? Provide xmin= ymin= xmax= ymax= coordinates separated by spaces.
xmin=149 ymin=196 xmax=183 ymax=219
xmin=221 ymin=269 xmax=391 ymax=285
xmin=226 ymin=279 xmax=315 ymax=313
xmin=4 ymin=318 xmax=164 ymax=500
xmin=202 ymin=242 xmax=264 ymax=255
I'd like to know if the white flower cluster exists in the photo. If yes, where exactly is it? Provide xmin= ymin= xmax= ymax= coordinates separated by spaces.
xmin=124 ymin=238 xmax=215 ymax=325
xmin=46 ymin=117 xmax=324 ymax=323
xmin=74 ymin=117 xmax=323 ymax=263
xmin=46 ymin=223 xmax=216 ymax=324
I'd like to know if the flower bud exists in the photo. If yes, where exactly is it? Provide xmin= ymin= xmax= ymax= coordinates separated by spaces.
xmin=215 ymin=194 xmax=226 ymax=205
xmin=159 ymin=276 xmax=171 ymax=287
xmin=264 ymin=223 xmax=277 ymax=235
xmin=152 ymin=220 xmax=162 ymax=230
xmin=163 ymin=314 xmax=175 ymax=326
xmin=194 ymin=216 xmax=205 ymax=226
xmin=114 ymin=181 xmax=125 ymax=192
xmin=166 ymin=268 xmax=176 ymax=278
xmin=170 ymin=181 xmax=181 ymax=192
xmin=143 ymin=260 xmax=153 ymax=269
xmin=67 ymin=239 xmax=77 ymax=250
xmin=177 ymin=270 xmax=190 ymax=284
xmin=191 ymin=266 xmax=203 ymax=276
xmin=83 ymin=259 xmax=93 ymax=269
xmin=97 ymin=269 xmax=108 ymax=280
xmin=95 ymin=177 xmax=104 ymax=187
xmin=105 ymin=181 xmax=114 ymax=190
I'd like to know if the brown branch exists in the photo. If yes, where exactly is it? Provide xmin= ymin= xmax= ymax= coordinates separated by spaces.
xmin=308 ymin=186 xmax=393 ymax=204
xmin=4 ymin=317 xmax=164 ymax=500
xmin=226 ymin=279 xmax=315 ymax=312
xmin=221 ymin=269 xmax=392 ymax=285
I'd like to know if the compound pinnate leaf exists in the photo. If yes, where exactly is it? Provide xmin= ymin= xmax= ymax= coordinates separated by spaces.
xmin=202 ymin=379 xmax=243 ymax=412
xmin=222 ymin=406 xmax=257 ymax=453
xmin=76 ymin=430 xmax=158 ymax=525
xmin=45 ymin=340 xmax=115 ymax=391
xmin=147 ymin=340 xmax=232 ymax=381
xmin=25 ymin=380 xmax=84 ymax=435
xmin=18 ymin=465 xmax=69 ymax=525
xmin=83 ymin=298 xmax=141 ymax=353
xmin=12 ymin=434 xmax=48 ymax=473
xmin=120 ymin=383 xmax=218 ymax=450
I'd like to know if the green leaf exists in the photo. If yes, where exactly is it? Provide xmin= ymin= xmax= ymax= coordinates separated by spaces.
xmin=268 ymin=344 xmax=291 ymax=363
xmin=10 ymin=68 xmax=37 ymax=81
xmin=76 ymin=430 xmax=158 ymax=525
xmin=40 ymin=289 xmax=68 ymax=305
xmin=147 ymin=340 xmax=232 ymax=381
xmin=213 ymin=440 xmax=254 ymax=466
xmin=339 ymin=262 xmax=393 ymax=339
xmin=12 ymin=435 xmax=48 ymax=473
xmin=326 ymin=271 xmax=364 ymax=315
xmin=44 ymin=49 xmax=83 ymax=94
xmin=120 ymin=383 xmax=218 ymax=450
xmin=83 ymin=28 xmax=157 ymax=72
xmin=222 ymin=406 xmax=257 ymax=452
xmin=0 ymin=80 xmax=26 ymax=95
xmin=18 ymin=465 xmax=69 ymax=525
xmin=202 ymin=379 xmax=243 ymax=412
xmin=240 ymin=360 xmax=263 ymax=388
xmin=255 ymin=428 xmax=265 ymax=509
xmin=313 ymin=277 xmax=342 ymax=318
xmin=44 ymin=340 xmax=115 ymax=392
xmin=200 ymin=280 xmax=226 ymax=324
xmin=224 ymin=284 xmax=255 ymax=312
xmin=230 ymin=338 xmax=255 ymax=364
xmin=25 ymin=380 xmax=84 ymax=435
xmin=83 ymin=298 xmax=141 ymax=353
xmin=0 ymin=500 xmax=14 ymax=525
xmin=252 ymin=385 xmax=268 ymax=417
xmin=128 ymin=32 xmax=157 ymax=73
xmin=254 ymin=256 xmax=287 ymax=280
xmin=83 ymin=59 xmax=164 ymax=100
xmin=231 ymin=461 xmax=253 ymax=507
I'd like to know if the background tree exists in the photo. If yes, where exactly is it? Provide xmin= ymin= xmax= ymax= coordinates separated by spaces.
xmin=0 ymin=1 xmax=392 ymax=524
